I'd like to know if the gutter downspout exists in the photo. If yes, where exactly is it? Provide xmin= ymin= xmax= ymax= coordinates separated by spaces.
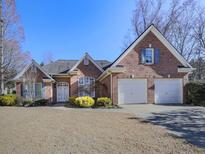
xmin=110 ymin=73 xmax=113 ymax=103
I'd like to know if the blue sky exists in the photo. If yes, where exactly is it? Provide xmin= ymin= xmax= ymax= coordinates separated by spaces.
xmin=16 ymin=0 xmax=136 ymax=63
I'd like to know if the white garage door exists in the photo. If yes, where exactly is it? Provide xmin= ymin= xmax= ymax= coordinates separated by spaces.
xmin=155 ymin=79 xmax=183 ymax=104
xmin=118 ymin=79 xmax=147 ymax=104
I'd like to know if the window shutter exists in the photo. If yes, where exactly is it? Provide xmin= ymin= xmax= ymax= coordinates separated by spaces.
xmin=20 ymin=84 xmax=23 ymax=97
xmin=141 ymin=48 xmax=146 ymax=64
xmin=154 ymin=48 xmax=160 ymax=64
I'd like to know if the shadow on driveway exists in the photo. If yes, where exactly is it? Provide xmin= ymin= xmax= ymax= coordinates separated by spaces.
xmin=133 ymin=108 xmax=205 ymax=148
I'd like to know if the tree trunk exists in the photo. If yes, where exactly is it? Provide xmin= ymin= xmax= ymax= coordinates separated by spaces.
xmin=0 ymin=0 xmax=4 ymax=94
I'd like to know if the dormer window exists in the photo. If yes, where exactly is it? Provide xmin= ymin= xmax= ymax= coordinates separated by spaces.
xmin=84 ymin=58 xmax=89 ymax=65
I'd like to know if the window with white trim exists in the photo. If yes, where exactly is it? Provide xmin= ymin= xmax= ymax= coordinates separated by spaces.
xmin=143 ymin=48 xmax=154 ymax=64
xmin=78 ymin=76 xmax=95 ymax=97
xmin=22 ymin=83 xmax=42 ymax=100
xmin=85 ymin=76 xmax=90 ymax=85
xmin=35 ymin=83 xmax=42 ymax=99
xmin=79 ymin=77 xmax=84 ymax=85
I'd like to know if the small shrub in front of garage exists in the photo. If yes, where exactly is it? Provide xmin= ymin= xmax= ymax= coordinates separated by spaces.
xmin=96 ymin=97 xmax=112 ymax=107
xmin=74 ymin=96 xmax=95 ymax=108
xmin=185 ymin=82 xmax=205 ymax=106
xmin=0 ymin=94 xmax=17 ymax=106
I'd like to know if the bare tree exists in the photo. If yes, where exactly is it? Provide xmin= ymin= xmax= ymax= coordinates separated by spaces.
xmin=43 ymin=51 xmax=53 ymax=65
xmin=193 ymin=8 xmax=205 ymax=58
xmin=0 ymin=0 xmax=3 ymax=94
xmin=131 ymin=0 xmax=205 ymax=80
xmin=132 ymin=0 xmax=197 ymax=60
xmin=22 ymin=64 xmax=37 ymax=101
xmin=0 ymin=0 xmax=30 ymax=93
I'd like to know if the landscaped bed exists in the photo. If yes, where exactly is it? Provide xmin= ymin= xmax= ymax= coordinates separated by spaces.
xmin=0 ymin=107 xmax=204 ymax=154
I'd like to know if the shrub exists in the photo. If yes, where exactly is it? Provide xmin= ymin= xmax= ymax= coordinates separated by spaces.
xmin=185 ymin=82 xmax=205 ymax=106
xmin=22 ymin=99 xmax=48 ymax=107
xmin=34 ymin=99 xmax=49 ymax=106
xmin=16 ymin=96 xmax=24 ymax=106
xmin=0 ymin=94 xmax=17 ymax=106
xmin=74 ymin=96 xmax=95 ymax=108
xmin=23 ymin=100 xmax=33 ymax=106
xmin=12 ymin=90 xmax=16 ymax=94
xmin=97 ymin=97 xmax=112 ymax=106
xmin=69 ymin=96 xmax=77 ymax=104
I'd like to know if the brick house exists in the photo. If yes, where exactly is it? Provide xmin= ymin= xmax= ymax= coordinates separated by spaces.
xmin=14 ymin=25 xmax=195 ymax=104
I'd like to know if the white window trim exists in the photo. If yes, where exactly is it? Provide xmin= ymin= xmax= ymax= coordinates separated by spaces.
xmin=85 ymin=76 xmax=90 ymax=85
xmin=78 ymin=77 xmax=85 ymax=86
xmin=34 ymin=83 xmax=43 ymax=100
xmin=78 ymin=76 xmax=95 ymax=97
xmin=144 ymin=48 xmax=154 ymax=65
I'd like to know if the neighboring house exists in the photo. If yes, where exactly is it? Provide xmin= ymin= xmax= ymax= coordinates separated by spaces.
xmin=13 ymin=25 xmax=195 ymax=104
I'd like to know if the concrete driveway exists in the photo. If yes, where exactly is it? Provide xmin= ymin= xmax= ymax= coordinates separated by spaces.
xmin=120 ymin=104 xmax=205 ymax=149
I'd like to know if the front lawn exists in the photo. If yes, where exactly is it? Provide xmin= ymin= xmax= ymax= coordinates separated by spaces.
xmin=0 ymin=107 xmax=204 ymax=154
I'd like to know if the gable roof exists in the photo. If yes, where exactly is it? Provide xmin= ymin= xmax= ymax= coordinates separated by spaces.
xmin=111 ymin=24 xmax=193 ymax=68
xmin=42 ymin=60 xmax=78 ymax=75
xmin=69 ymin=53 xmax=105 ymax=72
xmin=13 ymin=59 xmax=55 ymax=81
xmin=42 ymin=59 xmax=111 ymax=75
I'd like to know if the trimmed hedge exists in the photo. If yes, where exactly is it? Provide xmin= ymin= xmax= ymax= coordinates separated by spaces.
xmin=185 ymin=82 xmax=205 ymax=106
xmin=74 ymin=96 xmax=95 ymax=108
xmin=0 ymin=94 xmax=17 ymax=106
xmin=96 ymin=97 xmax=112 ymax=106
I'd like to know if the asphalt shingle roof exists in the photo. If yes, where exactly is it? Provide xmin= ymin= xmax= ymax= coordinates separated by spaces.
xmin=42 ymin=59 xmax=111 ymax=74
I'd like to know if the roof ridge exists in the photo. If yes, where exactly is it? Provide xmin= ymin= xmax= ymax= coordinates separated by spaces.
xmin=56 ymin=59 xmax=110 ymax=61
xmin=56 ymin=59 xmax=78 ymax=61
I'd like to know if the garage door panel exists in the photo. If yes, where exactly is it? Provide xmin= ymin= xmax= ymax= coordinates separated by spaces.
xmin=155 ymin=79 xmax=182 ymax=104
xmin=118 ymin=79 xmax=147 ymax=104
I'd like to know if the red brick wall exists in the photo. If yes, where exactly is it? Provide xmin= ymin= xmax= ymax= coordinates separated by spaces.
xmin=16 ymin=82 xmax=22 ymax=97
xmin=98 ymin=75 xmax=111 ymax=98
xmin=44 ymin=82 xmax=52 ymax=101
xmin=70 ymin=60 xmax=102 ymax=97
xmin=102 ymin=31 xmax=188 ymax=104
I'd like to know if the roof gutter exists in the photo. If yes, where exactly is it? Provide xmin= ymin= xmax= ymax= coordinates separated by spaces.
xmin=97 ymin=67 xmax=126 ymax=81
xmin=178 ymin=67 xmax=196 ymax=73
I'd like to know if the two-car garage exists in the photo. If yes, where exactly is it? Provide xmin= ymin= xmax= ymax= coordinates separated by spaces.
xmin=118 ymin=79 xmax=183 ymax=105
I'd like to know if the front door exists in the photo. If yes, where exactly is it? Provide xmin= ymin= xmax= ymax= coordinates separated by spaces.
xmin=57 ymin=82 xmax=69 ymax=102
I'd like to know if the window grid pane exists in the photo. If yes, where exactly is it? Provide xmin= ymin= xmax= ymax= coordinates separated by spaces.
xmin=78 ymin=76 xmax=95 ymax=97
xmin=145 ymin=48 xmax=154 ymax=64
